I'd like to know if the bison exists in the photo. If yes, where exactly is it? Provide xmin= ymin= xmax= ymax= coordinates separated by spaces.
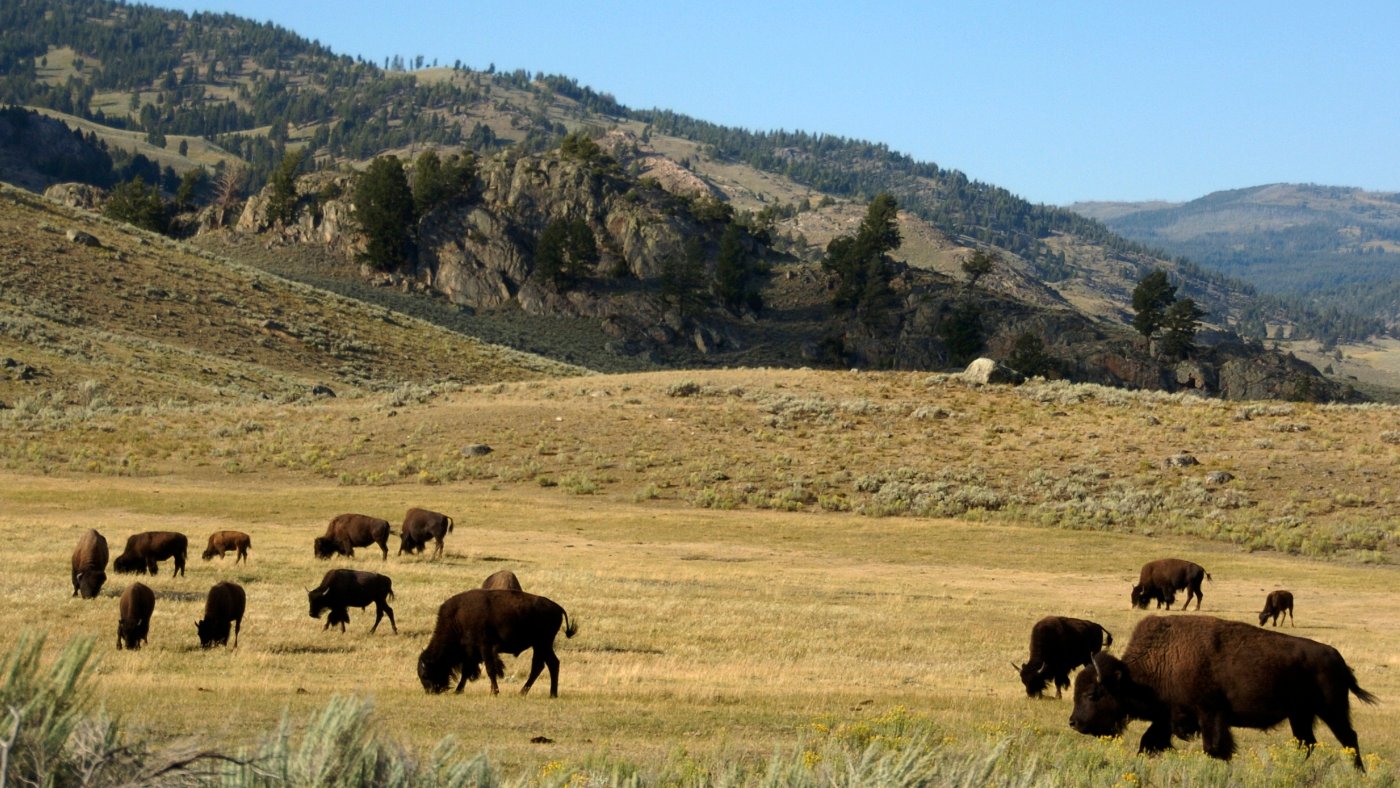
xmin=117 ymin=582 xmax=155 ymax=650
xmin=71 ymin=529 xmax=109 ymax=599
xmin=196 ymin=581 xmax=245 ymax=648
xmin=1259 ymin=589 xmax=1295 ymax=627
xmin=1069 ymin=615 xmax=1377 ymax=770
xmin=417 ymin=589 xmax=578 ymax=697
xmin=113 ymin=531 xmax=187 ymax=577
xmin=481 ymin=569 xmax=523 ymax=591
xmin=314 ymin=514 xmax=391 ymax=561
xmin=1130 ymin=558 xmax=1210 ymax=610
xmin=1016 ymin=616 xmax=1113 ymax=699
xmin=399 ymin=507 xmax=454 ymax=559
xmin=308 ymin=569 xmax=396 ymax=634
xmin=201 ymin=530 xmax=251 ymax=564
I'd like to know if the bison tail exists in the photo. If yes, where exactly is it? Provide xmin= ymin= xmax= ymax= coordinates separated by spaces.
xmin=1205 ymin=572 xmax=1213 ymax=582
xmin=1352 ymin=678 xmax=1380 ymax=706
xmin=447 ymin=516 xmax=454 ymax=533
xmin=1103 ymin=629 xmax=1114 ymax=648
xmin=563 ymin=612 xmax=579 ymax=639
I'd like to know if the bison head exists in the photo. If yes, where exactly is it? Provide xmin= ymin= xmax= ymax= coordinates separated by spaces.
xmin=76 ymin=570 xmax=107 ymax=599
xmin=112 ymin=554 xmax=144 ymax=574
xmin=195 ymin=618 xmax=229 ymax=648
xmin=1018 ymin=660 xmax=1050 ymax=698
xmin=201 ymin=547 xmax=218 ymax=561
xmin=1129 ymin=584 xmax=1148 ymax=609
xmin=1069 ymin=653 xmax=1131 ymax=737
xmin=418 ymin=649 xmax=453 ymax=694
xmin=307 ymin=588 xmax=330 ymax=618
xmin=117 ymin=618 xmax=145 ymax=650
xmin=312 ymin=537 xmax=340 ymax=559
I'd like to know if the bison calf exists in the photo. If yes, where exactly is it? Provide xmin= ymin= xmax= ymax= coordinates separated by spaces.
xmin=418 ymin=589 xmax=578 ymax=697
xmin=399 ymin=507 xmax=454 ymax=559
xmin=196 ymin=581 xmax=246 ymax=648
xmin=202 ymin=530 xmax=251 ymax=564
xmin=71 ymin=529 xmax=109 ymax=599
xmin=308 ymin=569 xmax=396 ymax=634
xmin=1130 ymin=558 xmax=1210 ymax=611
xmin=314 ymin=514 xmax=391 ymax=561
xmin=1259 ymin=589 xmax=1295 ymax=627
xmin=113 ymin=531 xmax=188 ymax=577
xmin=481 ymin=569 xmax=523 ymax=591
xmin=117 ymin=582 xmax=155 ymax=650
xmin=1017 ymin=616 xmax=1112 ymax=699
xmin=1070 ymin=615 xmax=1377 ymax=770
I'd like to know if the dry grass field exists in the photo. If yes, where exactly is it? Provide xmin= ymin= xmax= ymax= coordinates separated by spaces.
xmin=3 ymin=367 xmax=1399 ymax=784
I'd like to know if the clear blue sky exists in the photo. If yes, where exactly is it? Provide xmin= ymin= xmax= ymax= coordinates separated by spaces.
xmin=146 ymin=1 xmax=1400 ymax=206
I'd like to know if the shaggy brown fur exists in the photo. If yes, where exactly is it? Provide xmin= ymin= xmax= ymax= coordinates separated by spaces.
xmin=314 ymin=514 xmax=391 ymax=560
xmin=117 ymin=582 xmax=155 ymax=650
xmin=308 ymin=569 xmax=396 ymax=634
xmin=1259 ymin=589 xmax=1295 ymax=627
xmin=399 ymin=507 xmax=454 ymax=559
xmin=1130 ymin=558 xmax=1210 ymax=610
xmin=112 ymin=531 xmax=187 ymax=577
xmin=1017 ymin=616 xmax=1112 ymax=698
xmin=196 ymin=582 xmax=245 ymax=648
xmin=1070 ymin=615 xmax=1377 ymax=770
xmin=417 ymin=589 xmax=578 ymax=697
xmin=480 ymin=569 xmax=523 ymax=591
xmin=201 ymin=530 xmax=251 ymax=564
xmin=71 ymin=529 xmax=109 ymax=599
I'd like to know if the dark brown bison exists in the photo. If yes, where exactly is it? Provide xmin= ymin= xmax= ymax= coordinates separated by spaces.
xmin=117 ymin=582 xmax=155 ymax=650
xmin=1130 ymin=558 xmax=1210 ymax=610
xmin=201 ymin=530 xmax=251 ymax=564
xmin=71 ymin=529 xmax=109 ymax=599
xmin=308 ymin=569 xmax=396 ymax=634
xmin=1259 ymin=589 xmax=1295 ymax=627
xmin=112 ymin=531 xmax=187 ymax=577
xmin=196 ymin=581 xmax=245 ymax=648
xmin=1016 ymin=616 xmax=1113 ymax=698
xmin=399 ymin=507 xmax=454 ymax=559
xmin=1070 ymin=615 xmax=1377 ymax=770
xmin=314 ymin=514 xmax=391 ymax=560
xmin=417 ymin=589 xmax=578 ymax=697
xmin=481 ymin=569 xmax=523 ymax=591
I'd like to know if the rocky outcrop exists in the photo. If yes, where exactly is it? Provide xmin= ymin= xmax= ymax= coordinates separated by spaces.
xmin=236 ymin=171 xmax=362 ymax=259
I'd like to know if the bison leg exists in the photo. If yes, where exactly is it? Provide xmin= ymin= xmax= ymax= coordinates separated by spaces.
xmin=232 ymin=617 xmax=241 ymax=648
xmin=521 ymin=649 xmax=546 ymax=696
xmin=483 ymin=646 xmax=503 ymax=694
xmin=1200 ymin=715 xmax=1236 ymax=761
xmin=1289 ymin=713 xmax=1318 ymax=754
xmin=1317 ymin=709 xmax=1365 ymax=770
xmin=1137 ymin=718 xmax=1174 ymax=755
xmin=370 ymin=601 xmax=396 ymax=634
xmin=378 ymin=539 xmax=388 ymax=561
xmin=431 ymin=537 xmax=443 ymax=560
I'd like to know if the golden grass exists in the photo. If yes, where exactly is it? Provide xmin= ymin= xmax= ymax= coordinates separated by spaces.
xmin=2 ymin=368 xmax=1399 ymax=781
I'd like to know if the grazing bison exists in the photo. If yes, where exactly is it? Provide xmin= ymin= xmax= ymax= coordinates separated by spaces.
xmin=314 ymin=514 xmax=391 ymax=560
xmin=1130 ymin=558 xmax=1210 ymax=610
xmin=117 ymin=582 xmax=155 ymax=650
xmin=71 ymin=529 xmax=109 ymax=599
xmin=399 ymin=507 xmax=454 ymax=558
xmin=196 ymin=581 xmax=245 ymax=648
xmin=1069 ymin=615 xmax=1377 ymax=770
xmin=201 ymin=530 xmax=251 ymax=564
xmin=308 ymin=569 xmax=397 ymax=634
xmin=112 ymin=531 xmax=188 ymax=577
xmin=417 ymin=589 xmax=578 ymax=697
xmin=1259 ymin=590 xmax=1295 ymax=627
xmin=481 ymin=569 xmax=523 ymax=591
xmin=1017 ymin=616 xmax=1113 ymax=698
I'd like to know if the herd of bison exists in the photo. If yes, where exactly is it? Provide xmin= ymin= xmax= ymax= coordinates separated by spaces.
xmin=69 ymin=514 xmax=1378 ymax=769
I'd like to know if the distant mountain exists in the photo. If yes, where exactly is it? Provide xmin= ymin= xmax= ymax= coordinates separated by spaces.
xmin=0 ymin=0 xmax=1368 ymax=400
xmin=1071 ymin=184 xmax=1400 ymax=334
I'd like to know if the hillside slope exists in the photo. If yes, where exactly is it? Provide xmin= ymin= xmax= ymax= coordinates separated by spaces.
xmin=1071 ymin=184 xmax=1400 ymax=331
xmin=0 ymin=185 xmax=582 ymax=409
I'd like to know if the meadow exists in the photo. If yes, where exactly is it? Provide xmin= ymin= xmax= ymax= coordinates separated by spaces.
xmin=2 ymin=369 xmax=1399 ymax=785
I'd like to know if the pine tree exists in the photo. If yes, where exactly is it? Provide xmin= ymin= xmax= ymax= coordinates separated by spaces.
xmin=265 ymin=148 xmax=305 ymax=226
xmin=353 ymin=156 xmax=416 ymax=271
xmin=1159 ymin=298 xmax=1205 ymax=359
xmin=823 ymin=193 xmax=900 ymax=326
xmin=1131 ymin=269 xmax=1177 ymax=340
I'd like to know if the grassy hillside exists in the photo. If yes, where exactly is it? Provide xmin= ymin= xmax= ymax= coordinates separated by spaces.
xmin=1 ymin=367 xmax=1398 ymax=784
xmin=0 ymin=185 xmax=583 ymax=409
